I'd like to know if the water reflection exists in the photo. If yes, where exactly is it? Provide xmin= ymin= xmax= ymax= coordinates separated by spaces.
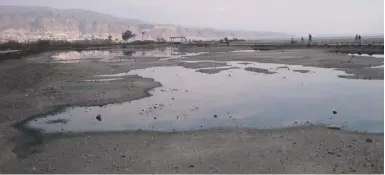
xmin=25 ymin=62 xmax=384 ymax=133
xmin=51 ymin=48 xmax=207 ymax=63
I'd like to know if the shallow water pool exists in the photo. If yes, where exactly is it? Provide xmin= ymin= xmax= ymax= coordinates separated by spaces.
xmin=25 ymin=62 xmax=384 ymax=133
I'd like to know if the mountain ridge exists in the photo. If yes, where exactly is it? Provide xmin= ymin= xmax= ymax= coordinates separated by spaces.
xmin=0 ymin=5 xmax=291 ymax=42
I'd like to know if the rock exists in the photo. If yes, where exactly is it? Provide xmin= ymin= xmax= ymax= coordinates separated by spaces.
xmin=333 ymin=111 xmax=337 ymax=114
xmin=189 ymin=165 xmax=195 ymax=168
xmin=214 ymin=115 xmax=218 ymax=118
xmin=96 ymin=114 xmax=102 ymax=121
xmin=327 ymin=124 xmax=341 ymax=130
xmin=172 ymin=98 xmax=175 ymax=100
xmin=120 ymin=155 xmax=126 ymax=158
xmin=154 ymin=117 xmax=157 ymax=120
xmin=366 ymin=138 xmax=373 ymax=143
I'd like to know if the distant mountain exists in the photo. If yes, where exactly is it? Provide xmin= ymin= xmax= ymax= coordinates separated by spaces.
xmin=0 ymin=5 xmax=291 ymax=42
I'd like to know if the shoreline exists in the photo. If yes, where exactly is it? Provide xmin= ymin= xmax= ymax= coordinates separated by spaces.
xmin=0 ymin=47 xmax=383 ymax=173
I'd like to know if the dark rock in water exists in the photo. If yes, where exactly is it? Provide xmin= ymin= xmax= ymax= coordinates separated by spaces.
xmin=96 ymin=115 xmax=102 ymax=121
xmin=154 ymin=117 xmax=157 ymax=120
xmin=214 ymin=115 xmax=218 ymax=118
xmin=189 ymin=165 xmax=195 ymax=168
xmin=120 ymin=155 xmax=126 ymax=158
xmin=172 ymin=98 xmax=175 ymax=100
xmin=366 ymin=138 xmax=373 ymax=143
xmin=333 ymin=111 xmax=337 ymax=114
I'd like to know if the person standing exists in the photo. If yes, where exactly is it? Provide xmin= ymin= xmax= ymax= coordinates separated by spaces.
xmin=301 ymin=37 xmax=304 ymax=43
xmin=308 ymin=33 xmax=312 ymax=45
xmin=358 ymin=35 xmax=362 ymax=45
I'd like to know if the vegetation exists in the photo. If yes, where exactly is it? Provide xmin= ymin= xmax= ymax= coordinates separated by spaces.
xmin=122 ymin=30 xmax=136 ymax=42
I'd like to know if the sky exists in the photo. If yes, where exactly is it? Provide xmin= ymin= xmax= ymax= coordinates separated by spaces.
xmin=0 ymin=0 xmax=384 ymax=36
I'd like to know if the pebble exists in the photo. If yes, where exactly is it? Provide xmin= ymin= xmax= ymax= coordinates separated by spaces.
xmin=333 ymin=111 xmax=337 ymax=114
xmin=96 ymin=114 xmax=102 ymax=121
xmin=214 ymin=115 xmax=217 ymax=118
xmin=366 ymin=138 xmax=373 ymax=143
xmin=189 ymin=165 xmax=195 ymax=168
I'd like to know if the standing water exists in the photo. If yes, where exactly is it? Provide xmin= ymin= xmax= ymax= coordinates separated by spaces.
xmin=24 ymin=61 xmax=384 ymax=133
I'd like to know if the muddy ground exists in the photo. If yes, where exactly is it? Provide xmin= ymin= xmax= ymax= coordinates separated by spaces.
xmin=187 ymin=48 xmax=384 ymax=79
xmin=0 ymin=47 xmax=383 ymax=173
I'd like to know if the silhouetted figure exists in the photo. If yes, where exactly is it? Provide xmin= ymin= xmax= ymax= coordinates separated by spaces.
xmin=358 ymin=35 xmax=361 ymax=41
xmin=301 ymin=37 xmax=304 ymax=43
xmin=355 ymin=34 xmax=358 ymax=41
xmin=224 ymin=37 xmax=229 ymax=46
xmin=308 ymin=33 xmax=312 ymax=45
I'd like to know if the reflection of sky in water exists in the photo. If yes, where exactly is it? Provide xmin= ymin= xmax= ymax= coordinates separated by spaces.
xmin=50 ymin=48 xmax=207 ymax=63
xmin=347 ymin=53 xmax=384 ymax=58
xmin=25 ymin=62 xmax=384 ymax=133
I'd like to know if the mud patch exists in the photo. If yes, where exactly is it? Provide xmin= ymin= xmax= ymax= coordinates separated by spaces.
xmin=293 ymin=69 xmax=310 ymax=73
xmin=178 ymin=61 xmax=228 ymax=69
xmin=244 ymin=67 xmax=277 ymax=74
xmin=196 ymin=67 xmax=238 ymax=74
xmin=46 ymin=119 xmax=69 ymax=124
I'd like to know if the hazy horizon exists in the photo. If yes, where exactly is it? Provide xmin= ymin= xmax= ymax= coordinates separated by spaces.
xmin=0 ymin=0 xmax=383 ymax=37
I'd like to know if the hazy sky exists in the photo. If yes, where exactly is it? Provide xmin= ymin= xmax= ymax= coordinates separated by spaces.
xmin=1 ymin=0 xmax=384 ymax=36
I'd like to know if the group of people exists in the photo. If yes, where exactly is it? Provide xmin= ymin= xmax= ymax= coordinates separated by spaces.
xmin=355 ymin=34 xmax=362 ymax=41
xmin=298 ymin=33 xmax=363 ymax=45
xmin=300 ymin=33 xmax=313 ymax=45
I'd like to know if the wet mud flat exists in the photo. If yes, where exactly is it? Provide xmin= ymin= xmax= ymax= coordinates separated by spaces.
xmin=0 ymin=47 xmax=383 ymax=173
xmin=188 ymin=48 xmax=384 ymax=80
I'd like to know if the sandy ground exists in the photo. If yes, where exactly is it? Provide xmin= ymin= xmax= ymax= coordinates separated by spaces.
xmin=1 ymin=126 xmax=383 ymax=173
xmin=0 ymin=47 xmax=383 ymax=173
